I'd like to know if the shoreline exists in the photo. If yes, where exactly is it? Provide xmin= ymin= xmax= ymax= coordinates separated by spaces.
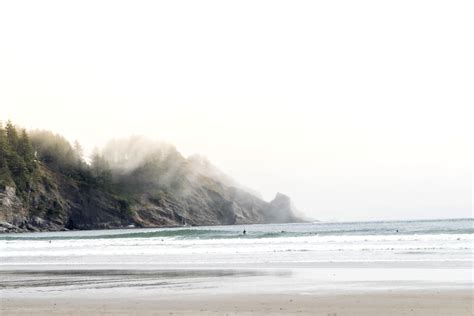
xmin=2 ymin=217 xmax=471 ymax=235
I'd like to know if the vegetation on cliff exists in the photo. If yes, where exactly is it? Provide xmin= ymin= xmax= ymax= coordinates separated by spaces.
xmin=0 ymin=121 xmax=36 ymax=197
xmin=0 ymin=121 xmax=301 ymax=232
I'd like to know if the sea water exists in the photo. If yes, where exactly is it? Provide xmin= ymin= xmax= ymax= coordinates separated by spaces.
xmin=1 ymin=218 xmax=473 ymax=295
xmin=1 ymin=218 xmax=472 ymax=267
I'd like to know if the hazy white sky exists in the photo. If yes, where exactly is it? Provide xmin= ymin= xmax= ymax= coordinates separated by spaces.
xmin=1 ymin=0 xmax=472 ymax=220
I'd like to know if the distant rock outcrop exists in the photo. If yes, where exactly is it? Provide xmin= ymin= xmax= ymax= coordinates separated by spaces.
xmin=266 ymin=193 xmax=301 ymax=223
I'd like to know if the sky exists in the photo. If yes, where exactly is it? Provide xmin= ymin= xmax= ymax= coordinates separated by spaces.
xmin=0 ymin=0 xmax=472 ymax=221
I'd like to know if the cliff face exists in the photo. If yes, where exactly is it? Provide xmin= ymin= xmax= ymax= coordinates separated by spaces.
xmin=0 ymin=125 xmax=303 ymax=233
xmin=0 ymin=186 xmax=26 ymax=231
xmin=0 ymin=163 xmax=302 ymax=233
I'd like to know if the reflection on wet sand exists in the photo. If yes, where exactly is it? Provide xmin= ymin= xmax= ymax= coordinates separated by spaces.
xmin=0 ymin=269 xmax=291 ymax=291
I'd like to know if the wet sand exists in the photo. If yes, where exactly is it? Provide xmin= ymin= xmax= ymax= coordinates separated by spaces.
xmin=1 ymin=291 xmax=473 ymax=315
xmin=1 ymin=268 xmax=473 ymax=315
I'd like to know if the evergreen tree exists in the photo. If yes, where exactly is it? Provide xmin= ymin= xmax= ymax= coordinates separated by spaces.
xmin=0 ymin=122 xmax=9 ymax=164
xmin=73 ymin=140 xmax=83 ymax=158
xmin=18 ymin=129 xmax=36 ymax=169
xmin=0 ymin=157 xmax=14 ymax=187
xmin=5 ymin=120 xmax=19 ymax=151
xmin=91 ymin=148 xmax=112 ymax=188
xmin=0 ymin=123 xmax=12 ymax=187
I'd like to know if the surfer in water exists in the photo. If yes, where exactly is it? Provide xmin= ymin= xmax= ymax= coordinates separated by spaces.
xmin=243 ymin=229 xmax=246 ymax=235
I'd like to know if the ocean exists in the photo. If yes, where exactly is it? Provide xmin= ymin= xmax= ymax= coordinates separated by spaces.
xmin=1 ymin=217 xmax=473 ymax=308
xmin=1 ymin=218 xmax=472 ymax=268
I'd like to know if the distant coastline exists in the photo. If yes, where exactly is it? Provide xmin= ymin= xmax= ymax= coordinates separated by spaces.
xmin=1 ymin=122 xmax=301 ymax=233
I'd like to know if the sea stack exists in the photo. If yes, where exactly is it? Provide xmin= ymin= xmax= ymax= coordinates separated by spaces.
xmin=265 ymin=192 xmax=301 ymax=223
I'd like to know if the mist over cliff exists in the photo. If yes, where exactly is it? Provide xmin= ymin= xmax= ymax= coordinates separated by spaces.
xmin=0 ymin=122 xmax=302 ymax=232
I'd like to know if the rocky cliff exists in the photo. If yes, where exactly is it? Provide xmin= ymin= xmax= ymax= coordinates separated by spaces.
xmin=0 ymin=165 xmax=301 ymax=233
xmin=0 ymin=125 xmax=302 ymax=233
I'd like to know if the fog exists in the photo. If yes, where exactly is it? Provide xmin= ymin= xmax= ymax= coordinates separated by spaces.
xmin=1 ymin=0 xmax=472 ymax=220
xmin=95 ymin=136 xmax=246 ymax=199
